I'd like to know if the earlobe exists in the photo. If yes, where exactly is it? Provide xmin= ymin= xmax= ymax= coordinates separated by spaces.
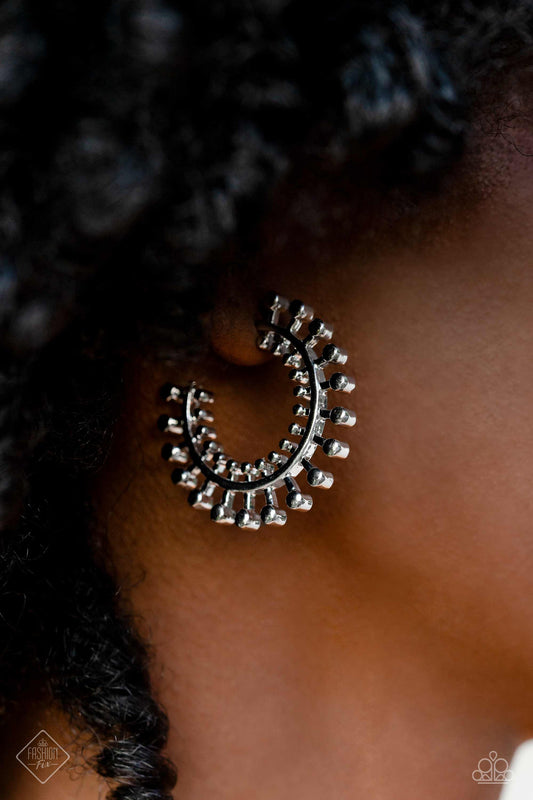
xmin=208 ymin=285 xmax=272 ymax=367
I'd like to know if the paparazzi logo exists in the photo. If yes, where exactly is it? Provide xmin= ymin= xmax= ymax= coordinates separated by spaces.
xmin=16 ymin=729 xmax=70 ymax=783
xmin=472 ymin=750 xmax=513 ymax=785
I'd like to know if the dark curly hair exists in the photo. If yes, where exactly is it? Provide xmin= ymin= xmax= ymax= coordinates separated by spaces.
xmin=1 ymin=1 xmax=532 ymax=797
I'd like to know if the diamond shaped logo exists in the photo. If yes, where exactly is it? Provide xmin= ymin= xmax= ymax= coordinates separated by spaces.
xmin=16 ymin=729 xmax=70 ymax=784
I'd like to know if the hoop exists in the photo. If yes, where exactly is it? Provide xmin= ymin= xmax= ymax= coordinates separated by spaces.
xmin=158 ymin=292 xmax=356 ymax=529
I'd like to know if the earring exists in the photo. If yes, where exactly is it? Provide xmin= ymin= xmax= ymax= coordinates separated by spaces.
xmin=157 ymin=292 xmax=356 ymax=529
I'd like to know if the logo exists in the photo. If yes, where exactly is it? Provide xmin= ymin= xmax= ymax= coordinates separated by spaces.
xmin=16 ymin=729 xmax=70 ymax=784
xmin=472 ymin=750 xmax=513 ymax=784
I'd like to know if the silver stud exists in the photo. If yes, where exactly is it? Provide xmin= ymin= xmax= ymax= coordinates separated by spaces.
xmin=261 ymin=487 xmax=287 ymax=526
xmin=314 ymin=435 xmax=350 ymax=459
xmin=266 ymin=292 xmax=290 ymax=325
xmin=280 ymin=438 xmax=297 ymax=454
xmin=282 ymin=351 xmax=302 ymax=368
xmin=304 ymin=318 xmax=334 ymax=348
xmin=315 ymin=344 xmax=348 ymax=368
xmin=288 ymin=422 xmax=305 ymax=437
xmin=161 ymin=443 xmax=189 ymax=464
xmin=306 ymin=467 xmax=334 ymax=490
xmin=289 ymin=368 xmax=309 ymax=385
xmin=171 ymin=468 xmax=199 ymax=489
xmin=288 ymin=299 xmax=314 ymax=334
xmin=293 ymin=385 xmax=311 ymax=399
xmin=211 ymin=490 xmax=237 ymax=525
xmin=157 ymin=415 xmax=184 ymax=435
xmin=257 ymin=330 xmax=276 ymax=351
xmin=321 ymin=406 xmax=357 ymax=427
xmin=325 ymin=372 xmax=356 ymax=393
xmin=160 ymin=383 xmax=185 ymax=402
xmin=285 ymin=477 xmax=313 ymax=511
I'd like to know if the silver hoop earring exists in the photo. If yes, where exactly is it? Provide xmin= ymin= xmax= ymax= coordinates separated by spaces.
xmin=157 ymin=292 xmax=356 ymax=529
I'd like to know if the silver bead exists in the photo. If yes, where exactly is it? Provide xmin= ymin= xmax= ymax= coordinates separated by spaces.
xmin=321 ymin=406 xmax=357 ymax=427
xmin=288 ymin=422 xmax=305 ymax=437
xmin=279 ymin=438 xmax=297 ymax=453
xmin=160 ymin=383 xmax=185 ymax=402
xmin=288 ymin=299 xmax=314 ymax=334
xmin=266 ymin=292 xmax=289 ymax=325
xmin=193 ymin=387 xmax=214 ymax=403
xmin=289 ymin=368 xmax=309 ymax=385
xmin=235 ymin=507 xmax=262 ymax=530
xmin=157 ymin=415 xmax=183 ymax=435
xmin=192 ymin=407 xmax=215 ymax=423
xmin=211 ymin=490 xmax=236 ymax=525
xmin=188 ymin=480 xmax=216 ymax=510
xmin=306 ymin=467 xmax=334 ymax=490
xmin=315 ymin=344 xmax=348 ymax=368
xmin=326 ymin=372 xmax=356 ymax=393
xmin=304 ymin=318 xmax=334 ymax=348
xmin=314 ymin=435 xmax=350 ymax=459
xmin=282 ymin=351 xmax=302 ymax=368
xmin=161 ymin=443 xmax=189 ymax=464
xmin=171 ymin=468 xmax=198 ymax=489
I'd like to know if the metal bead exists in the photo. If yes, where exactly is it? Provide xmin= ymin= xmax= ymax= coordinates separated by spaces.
xmin=331 ymin=406 xmax=356 ymax=426
xmin=304 ymin=318 xmax=334 ymax=347
xmin=307 ymin=468 xmax=334 ymax=490
xmin=293 ymin=403 xmax=310 ymax=418
xmin=321 ymin=406 xmax=356 ymax=426
xmin=202 ymin=441 xmax=223 ymax=460
xmin=266 ymin=292 xmax=289 ymax=324
xmin=315 ymin=344 xmax=348 ymax=368
xmin=282 ymin=351 xmax=302 ymax=368
xmin=257 ymin=330 xmax=276 ymax=351
xmin=288 ymin=422 xmax=305 ymax=437
xmin=289 ymin=368 xmax=309 ymax=385
xmin=285 ymin=477 xmax=313 ymax=511
xmin=271 ymin=334 xmax=290 ymax=357
xmin=261 ymin=504 xmax=287 ymax=525
xmin=188 ymin=480 xmax=216 ymax=510
xmin=288 ymin=300 xmax=314 ymax=333
xmin=192 ymin=407 xmax=215 ymax=423
xmin=157 ymin=415 xmax=183 ymax=435
xmin=171 ymin=468 xmax=198 ymax=489
xmin=293 ymin=385 xmax=311 ymax=399
xmin=286 ymin=490 xmax=313 ymax=511
xmin=314 ymin=435 xmax=350 ymax=459
xmin=161 ymin=443 xmax=189 ymax=464
xmin=235 ymin=508 xmax=262 ymax=530
xmin=211 ymin=504 xmax=236 ymax=524
xmin=194 ymin=425 xmax=217 ymax=441
xmin=160 ymin=383 xmax=184 ymax=402
xmin=211 ymin=490 xmax=236 ymax=524
xmin=194 ymin=387 xmax=214 ymax=403
xmin=280 ymin=438 xmax=297 ymax=453
xmin=327 ymin=372 xmax=356 ymax=393
xmin=268 ymin=451 xmax=287 ymax=465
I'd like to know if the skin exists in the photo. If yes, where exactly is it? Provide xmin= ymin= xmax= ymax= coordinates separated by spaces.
xmin=5 ymin=82 xmax=533 ymax=798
